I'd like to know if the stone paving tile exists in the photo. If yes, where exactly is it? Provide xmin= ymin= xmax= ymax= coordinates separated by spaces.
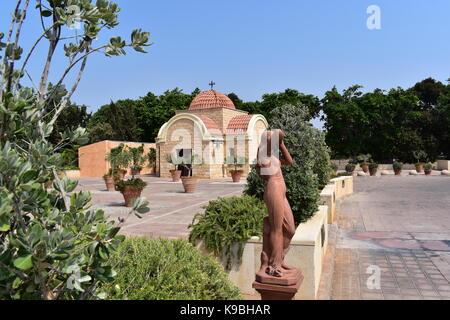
xmin=77 ymin=177 xmax=245 ymax=239
xmin=327 ymin=177 xmax=450 ymax=300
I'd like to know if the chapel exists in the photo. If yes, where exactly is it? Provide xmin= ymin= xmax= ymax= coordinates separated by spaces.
xmin=156 ymin=86 xmax=268 ymax=179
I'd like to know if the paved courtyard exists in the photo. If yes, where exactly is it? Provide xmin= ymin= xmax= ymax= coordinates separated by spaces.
xmin=330 ymin=176 xmax=450 ymax=300
xmin=76 ymin=176 xmax=245 ymax=239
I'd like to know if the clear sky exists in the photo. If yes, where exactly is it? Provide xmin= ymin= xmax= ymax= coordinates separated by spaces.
xmin=1 ymin=0 xmax=449 ymax=127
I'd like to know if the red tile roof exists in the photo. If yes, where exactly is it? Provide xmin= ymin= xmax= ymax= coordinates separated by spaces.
xmin=226 ymin=115 xmax=253 ymax=135
xmin=197 ymin=115 xmax=222 ymax=136
xmin=189 ymin=90 xmax=235 ymax=110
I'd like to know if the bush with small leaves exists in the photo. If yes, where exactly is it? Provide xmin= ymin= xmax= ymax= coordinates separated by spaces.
xmin=105 ymin=237 xmax=242 ymax=300
xmin=189 ymin=195 xmax=267 ymax=269
xmin=393 ymin=162 xmax=403 ymax=172
xmin=369 ymin=162 xmax=379 ymax=173
xmin=345 ymin=163 xmax=356 ymax=173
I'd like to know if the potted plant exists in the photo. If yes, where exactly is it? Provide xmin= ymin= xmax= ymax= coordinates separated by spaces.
xmin=226 ymin=155 xmax=248 ymax=183
xmin=103 ymin=169 xmax=119 ymax=192
xmin=357 ymin=154 xmax=372 ymax=173
xmin=148 ymin=148 xmax=157 ymax=174
xmin=393 ymin=162 xmax=403 ymax=176
xmin=165 ymin=153 xmax=182 ymax=182
xmin=369 ymin=162 xmax=379 ymax=176
xmin=345 ymin=163 xmax=356 ymax=176
xmin=179 ymin=154 xmax=201 ymax=193
xmin=116 ymin=178 xmax=148 ymax=207
xmin=424 ymin=163 xmax=433 ymax=175
xmin=106 ymin=144 xmax=131 ymax=181
xmin=413 ymin=150 xmax=427 ymax=173
xmin=128 ymin=145 xmax=147 ymax=176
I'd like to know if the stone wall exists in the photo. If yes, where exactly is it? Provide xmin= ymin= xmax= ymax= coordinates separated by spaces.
xmin=79 ymin=140 xmax=156 ymax=178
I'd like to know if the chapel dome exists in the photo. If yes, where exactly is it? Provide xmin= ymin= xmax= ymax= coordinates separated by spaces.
xmin=189 ymin=90 xmax=235 ymax=110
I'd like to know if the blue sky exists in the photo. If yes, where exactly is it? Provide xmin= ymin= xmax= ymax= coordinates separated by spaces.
xmin=1 ymin=0 xmax=449 ymax=128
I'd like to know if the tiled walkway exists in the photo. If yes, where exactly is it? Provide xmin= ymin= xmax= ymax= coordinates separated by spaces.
xmin=330 ymin=176 xmax=450 ymax=300
xmin=76 ymin=176 xmax=245 ymax=239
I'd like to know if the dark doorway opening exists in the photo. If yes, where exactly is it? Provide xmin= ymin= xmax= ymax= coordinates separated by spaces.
xmin=177 ymin=149 xmax=192 ymax=177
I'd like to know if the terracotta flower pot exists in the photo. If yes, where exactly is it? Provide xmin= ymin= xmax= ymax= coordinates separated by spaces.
xmin=121 ymin=185 xmax=143 ymax=207
xmin=104 ymin=176 xmax=116 ymax=192
xmin=415 ymin=164 xmax=424 ymax=173
xmin=361 ymin=163 xmax=369 ymax=173
xmin=181 ymin=177 xmax=197 ymax=193
xmin=170 ymin=170 xmax=182 ymax=182
xmin=394 ymin=170 xmax=402 ymax=176
xmin=230 ymin=170 xmax=242 ymax=183
xmin=425 ymin=170 xmax=432 ymax=176
xmin=370 ymin=170 xmax=378 ymax=176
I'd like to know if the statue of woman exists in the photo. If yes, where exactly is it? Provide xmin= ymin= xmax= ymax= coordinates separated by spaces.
xmin=256 ymin=130 xmax=299 ymax=284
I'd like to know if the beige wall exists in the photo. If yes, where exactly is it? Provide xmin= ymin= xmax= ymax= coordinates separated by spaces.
xmin=79 ymin=140 xmax=156 ymax=178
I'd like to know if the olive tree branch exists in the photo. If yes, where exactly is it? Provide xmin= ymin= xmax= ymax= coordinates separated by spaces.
xmin=0 ymin=0 xmax=22 ymax=101
xmin=6 ymin=0 xmax=30 ymax=92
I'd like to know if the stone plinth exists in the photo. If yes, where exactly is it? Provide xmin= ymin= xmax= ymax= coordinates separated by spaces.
xmin=253 ymin=272 xmax=304 ymax=300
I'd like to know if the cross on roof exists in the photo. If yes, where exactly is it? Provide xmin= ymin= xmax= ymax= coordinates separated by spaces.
xmin=209 ymin=81 xmax=216 ymax=90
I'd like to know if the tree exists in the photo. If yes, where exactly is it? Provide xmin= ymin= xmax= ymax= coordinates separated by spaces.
xmin=88 ymin=123 xmax=115 ymax=144
xmin=321 ymin=85 xmax=368 ymax=159
xmin=260 ymin=89 xmax=321 ymax=121
xmin=413 ymin=77 xmax=445 ymax=108
xmin=245 ymin=104 xmax=331 ymax=224
xmin=0 ymin=0 xmax=150 ymax=300
xmin=88 ymin=99 xmax=142 ymax=143
xmin=227 ymin=93 xmax=243 ymax=109
xmin=135 ymin=88 xmax=198 ymax=142
xmin=320 ymin=82 xmax=448 ymax=163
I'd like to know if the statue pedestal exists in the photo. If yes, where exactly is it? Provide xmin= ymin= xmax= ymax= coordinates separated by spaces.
xmin=252 ymin=272 xmax=304 ymax=300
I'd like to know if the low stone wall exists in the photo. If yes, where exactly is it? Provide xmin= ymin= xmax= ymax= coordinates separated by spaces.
xmin=221 ymin=206 xmax=329 ymax=300
xmin=333 ymin=160 xmax=443 ymax=171
xmin=320 ymin=185 xmax=336 ymax=224
xmin=196 ymin=177 xmax=354 ymax=300
xmin=437 ymin=160 xmax=450 ymax=171
xmin=63 ymin=170 xmax=81 ymax=179
xmin=329 ymin=176 xmax=353 ymax=200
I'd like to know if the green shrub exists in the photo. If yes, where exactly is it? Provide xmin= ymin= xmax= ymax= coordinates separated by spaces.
xmin=245 ymin=104 xmax=330 ymax=224
xmin=424 ymin=163 xmax=433 ymax=171
xmin=116 ymin=178 xmax=147 ymax=192
xmin=189 ymin=196 xmax=267 ymax=269
xmin=393 ymin=162 xmax=403 ymax=171
xmin=336 ymin=172 xmax=351 ymax=177
xmin=369 ymin=162 xmax=379 ymax=172
xmin=330 ymin=163 xmax=339 ymax=173
xmin=244 ymin=166 xmax=266 ymax=200
xmin=105 ymin=237 xmax=242 ymax=300
xmin=345 ymin=163 xmax=356 ymax=173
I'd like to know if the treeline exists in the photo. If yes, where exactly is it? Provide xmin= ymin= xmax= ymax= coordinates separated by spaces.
xmin=58 ymin=77 xmax=450 ymax=166
xmin=322 ymin=78 xmax=450 ymax=163
xmin=85 ymin=88 xmax=321 ymax=144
